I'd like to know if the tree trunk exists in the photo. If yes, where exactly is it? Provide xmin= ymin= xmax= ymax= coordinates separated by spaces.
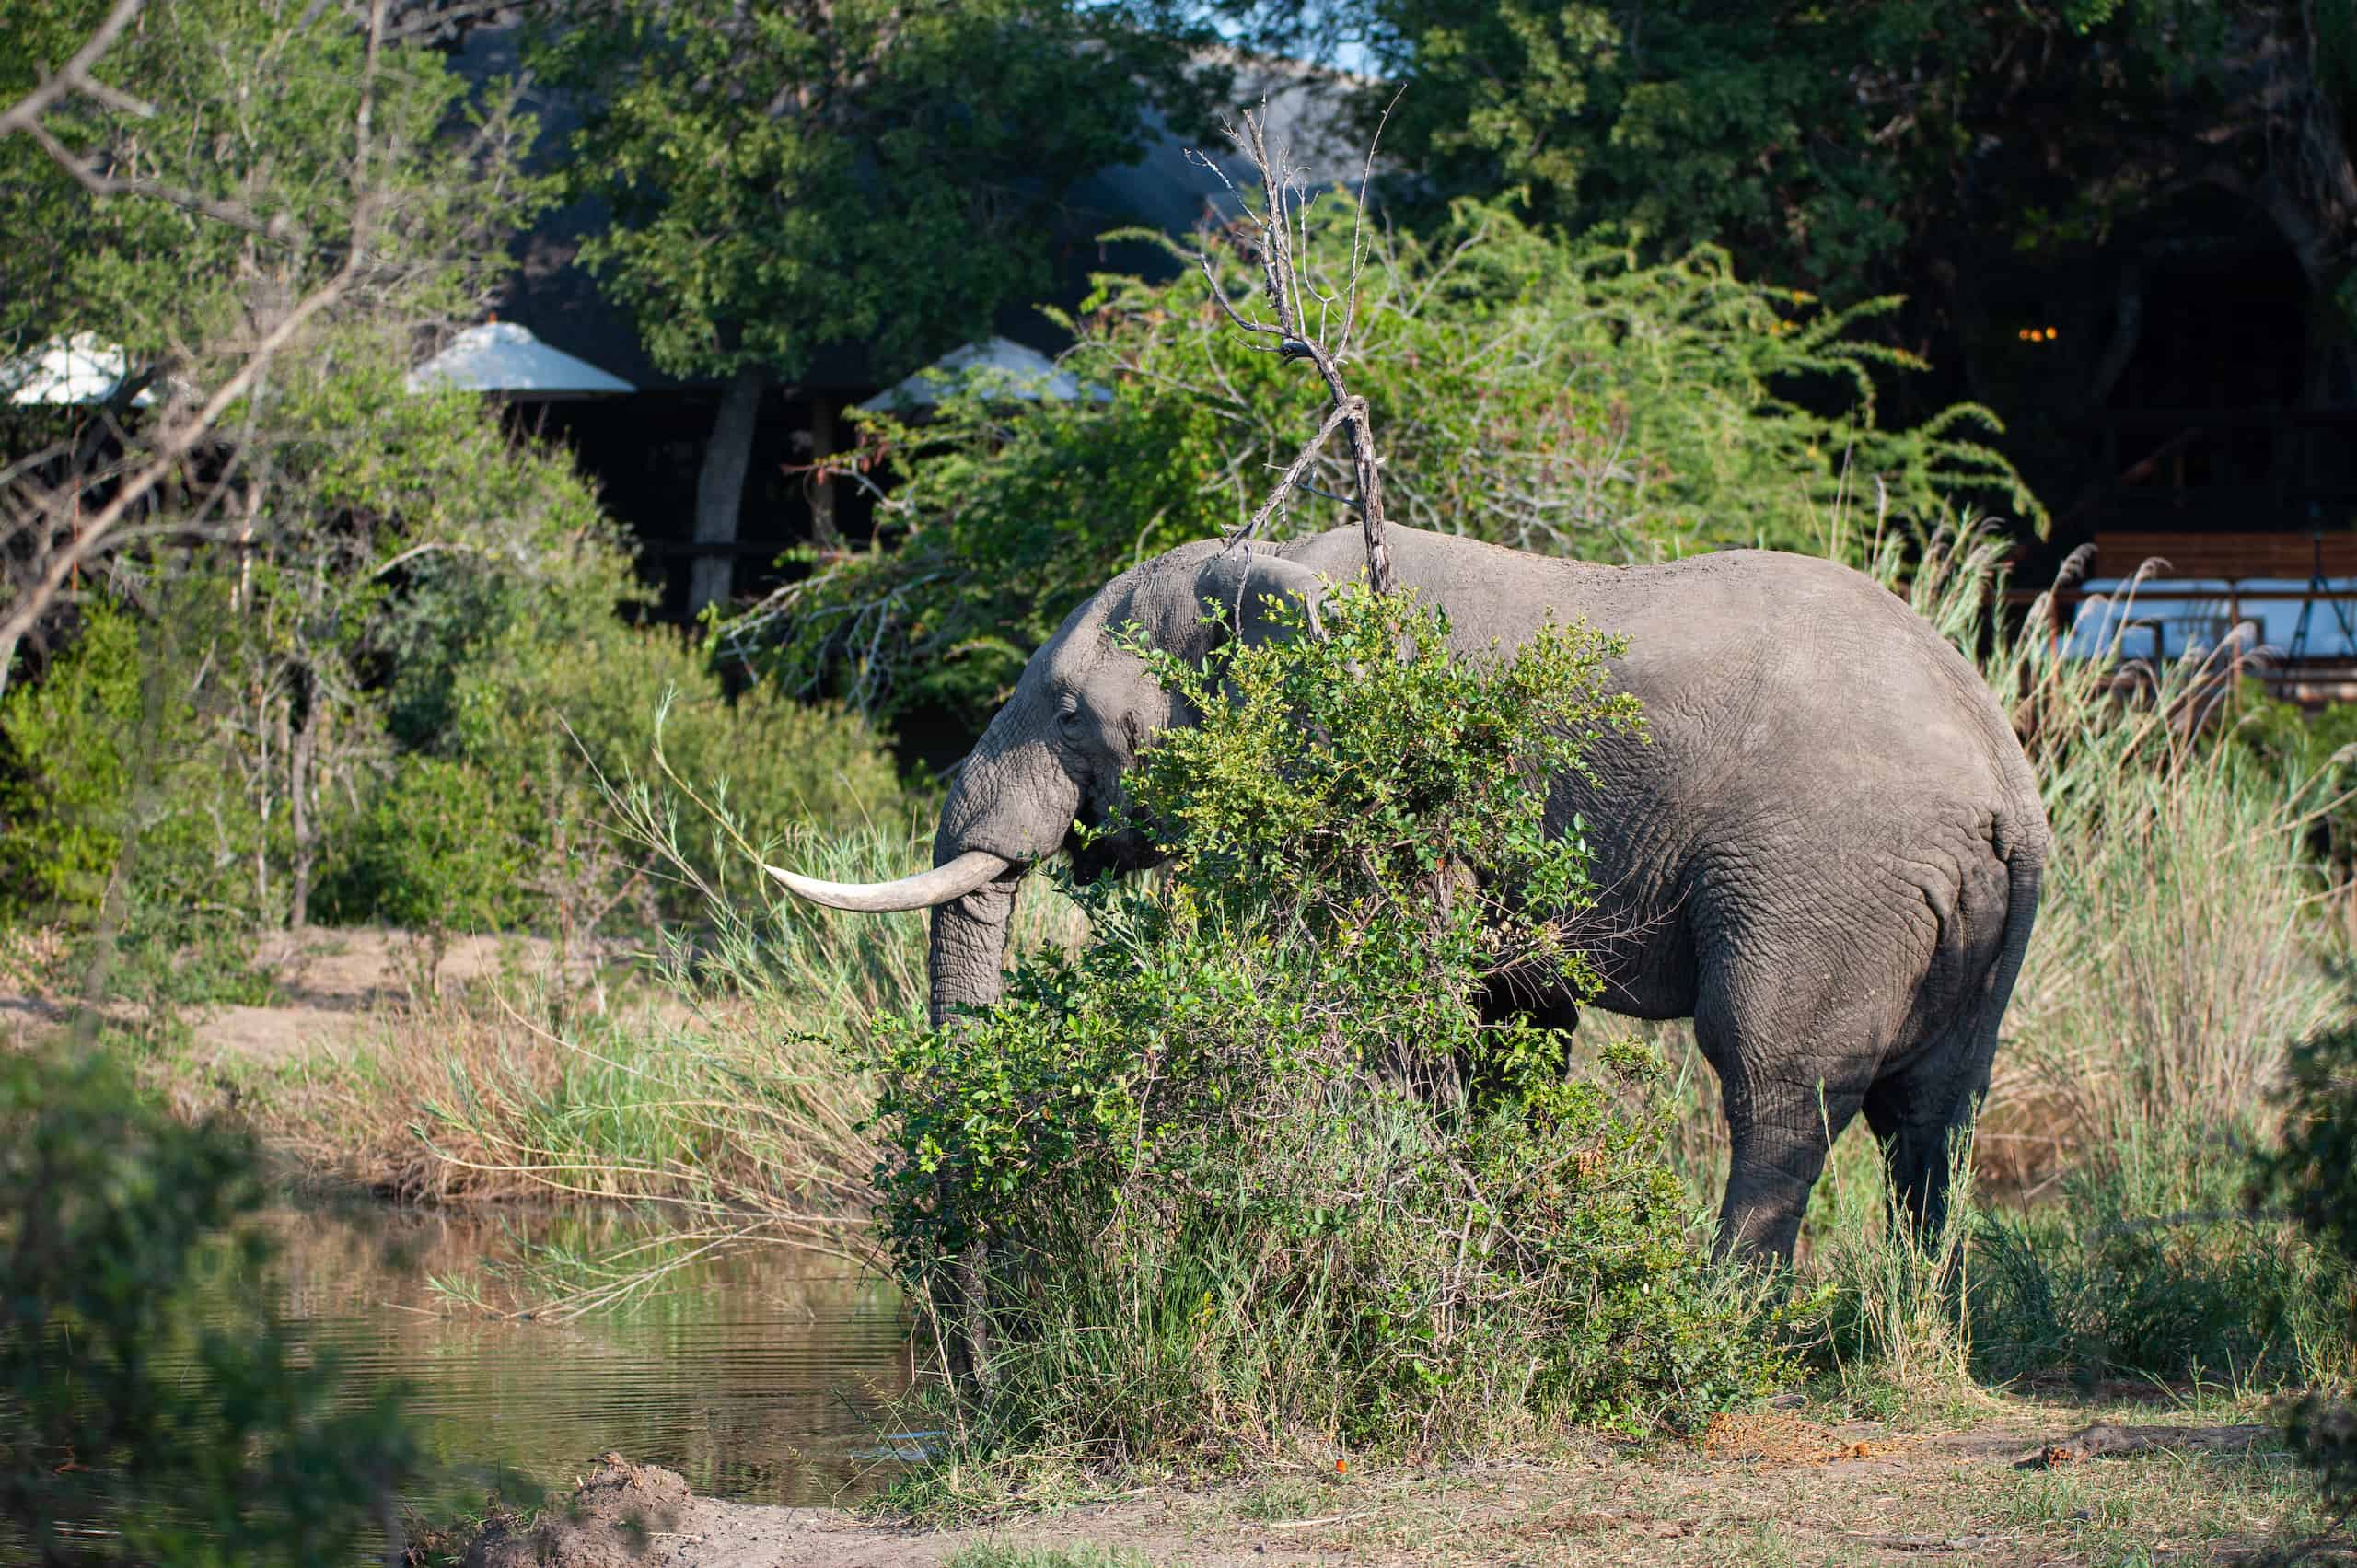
xmin=688 ymin=366 xmax=768 ymax=617
xmin=2088 ymin=257 xmax=2146 ymax=411
xmin=808 ymin=395 xmax=842 ymax=551
xmin=288 ymin=667 xmax=318 ymax=930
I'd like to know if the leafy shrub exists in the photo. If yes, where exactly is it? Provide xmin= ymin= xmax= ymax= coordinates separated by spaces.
xmin=0 ymin=1048 xmax=420 ymax=1563
xmin=0 ymin=603 xmax=252 ymax=927
xmin=320 ymin=620 xmax=905 ymax=933
xmin=866 ymin=584 xmax=1786 ymax=1481
xmin=445 ymin=620 xmax=902 ymax=846
xmin=2262 ymin=982 xmax=2357 ymax=1512
xmin=322 ymin=755 xmax=538 ymax=934
xmin=0 ymin=598 xmax=289 ymax=1013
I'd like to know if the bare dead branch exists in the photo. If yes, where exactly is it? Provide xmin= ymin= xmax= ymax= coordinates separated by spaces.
xmin=1195 ymin=103 xmax=1397 ymax=593
xmin=0 ymin=0 xmax=150 ymax=138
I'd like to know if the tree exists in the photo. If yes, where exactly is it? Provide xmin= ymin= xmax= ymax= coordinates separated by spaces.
xmin=532 ymin=0 xmax=1223 ymax=615
xmin=0 ymin=0 xmax=550 ymax=686
xmin=0 ymin=0 xmax=633 ymax=939
xmin=1210 ymin=0 xmax=2357 ymax=505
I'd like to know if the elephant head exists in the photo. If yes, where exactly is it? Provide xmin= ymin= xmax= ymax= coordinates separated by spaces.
xmin=766 ymin=540 xmax=1328 ymax=1021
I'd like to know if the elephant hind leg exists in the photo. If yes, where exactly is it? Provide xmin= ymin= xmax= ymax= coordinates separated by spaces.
xmin=1863 ymin=1051 xmax=1989 ymax=1248
xmin=1694 ymin=939 xmax=1897 ymax=1263
xmin=1713 ymin=1074 xmax=1867 ymax=1262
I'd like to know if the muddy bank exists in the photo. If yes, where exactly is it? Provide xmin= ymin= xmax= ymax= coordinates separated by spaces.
xmin=454 ymin=1455 xmax=1010 ymax=1568
xmin=443 ymin=1411 xmax=2315 ymax=1568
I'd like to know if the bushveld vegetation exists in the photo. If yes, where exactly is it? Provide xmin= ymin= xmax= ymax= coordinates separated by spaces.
xmin=740 ymin=196 xmax=2035 ymax=751
xmin=7 ymin=0 xmax=2357 ymax=1551
xmin=291 ymin=520 xmax=2357 ymax=1480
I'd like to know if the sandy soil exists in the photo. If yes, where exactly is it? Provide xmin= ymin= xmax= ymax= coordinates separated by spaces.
xmin=1 ymin=926 xmax=633 ymax=1066
xmin=452 ymin=1409 xmax=2340 ymax=1567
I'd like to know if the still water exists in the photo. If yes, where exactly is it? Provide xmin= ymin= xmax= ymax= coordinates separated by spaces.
xmin=238 ymin=1203 xmax=912 ymax=1511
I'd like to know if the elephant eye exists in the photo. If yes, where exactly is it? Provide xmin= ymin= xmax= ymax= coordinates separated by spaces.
xmin=1056 ymin=702 xmax=1083 ymax=731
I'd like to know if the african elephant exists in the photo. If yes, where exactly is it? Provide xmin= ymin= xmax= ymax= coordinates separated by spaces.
xmin=772 ymin=524 xmax=2049 ymax=1260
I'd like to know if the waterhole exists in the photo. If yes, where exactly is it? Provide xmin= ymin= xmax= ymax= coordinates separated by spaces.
xmin=226 ymin=1202 xmax=911 ymax=1514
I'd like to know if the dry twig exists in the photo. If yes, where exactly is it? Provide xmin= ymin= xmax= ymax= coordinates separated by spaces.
xmin=1192 ymin=99 xmax=1399 ymax=592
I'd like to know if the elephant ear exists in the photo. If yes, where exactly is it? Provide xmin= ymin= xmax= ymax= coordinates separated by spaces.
xmin=1191 ymin=550 xmax=1327 ymax=646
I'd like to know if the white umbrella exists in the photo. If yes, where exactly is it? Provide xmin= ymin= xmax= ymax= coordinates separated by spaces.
xmin=858 ymin=335 xmax=1108 ymax=414
xmin=406 ymin=320 xmax=634 ymax=397
xmin=1 ymin=332 xmax=154 ymax=407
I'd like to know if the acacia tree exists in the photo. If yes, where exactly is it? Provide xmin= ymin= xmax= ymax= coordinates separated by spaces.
xmin=535 ymin=0 xmax=1223 ymax=615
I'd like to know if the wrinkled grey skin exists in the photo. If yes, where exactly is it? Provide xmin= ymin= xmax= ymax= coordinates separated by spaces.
xmin=926 ymin=523 xmax=2049 ymax=1260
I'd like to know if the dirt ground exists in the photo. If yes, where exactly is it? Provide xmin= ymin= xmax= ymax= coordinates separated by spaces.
xmin=1 ymin=925 xmax=629 ymax=1065
xmin=453 ymin=1404 xmax=2346 ymax=1567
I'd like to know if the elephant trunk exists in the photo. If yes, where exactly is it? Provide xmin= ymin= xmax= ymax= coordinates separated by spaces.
xmin=926 ymin=870 xmax=1026 ymax=1024
xmin=924 ymin=732 xmax=1082 ymax=1026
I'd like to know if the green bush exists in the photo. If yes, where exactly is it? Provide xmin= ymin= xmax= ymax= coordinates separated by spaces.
xmin=319 ymin=619 xmax=905 ymax=933
xmin=0 ymin=599 xmax=287 ymax=1013
xmin=322 ymin=755 xmax=538 ymax=934
xmin=1972 ymin=1111 xmax=2351 ymax=1391
xmin=0 ymin=603 xmax=251 ymax=927
xmin=866 ymin=585 xmax=1786 ymax=1486
xmin=2262 ymin=981 xmax=2357 ymax=1512
xmin=0 ymin=1048 xmax=420 ymax=1563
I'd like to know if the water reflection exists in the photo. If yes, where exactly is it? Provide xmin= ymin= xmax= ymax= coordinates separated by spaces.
xmin=218 ymin=1203 xmax=911 ymax=1511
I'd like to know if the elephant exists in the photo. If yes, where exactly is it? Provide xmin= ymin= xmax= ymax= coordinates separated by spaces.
xmin=771 ymin=523 xmax=2049 ymax=1260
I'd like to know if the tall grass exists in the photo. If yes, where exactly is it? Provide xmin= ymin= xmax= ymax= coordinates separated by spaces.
xmin=1850 ymin=520 xmax=2345 ymax=1182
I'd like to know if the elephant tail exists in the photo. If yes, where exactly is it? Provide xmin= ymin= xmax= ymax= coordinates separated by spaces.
xmin=1968 ymin=812 xmax=2048 ymax=1099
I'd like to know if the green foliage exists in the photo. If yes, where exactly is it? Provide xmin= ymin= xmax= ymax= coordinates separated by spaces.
xmin=0 ymin=0 xmax=544 ymax=373
xmin=0 ymin=604 xmax=182 ymax=920
xmin=0 ymin=1048 xmax=419 ymax=1563
xmin=866 ymin=586 xmax=1785 ymax=1476
xmin=0 ymin=0 xmax=639 ymax=962
xmin=325 ymin=754 xmax=534 ymax=934
xmin=747 ymin=198 xmax=2032 ymax=744
xmin=532 ymin=0 xmax=1214 ymax=385
xmin=2261 ymin=975 xmax=2357 ymax=1512
xmin=2219 ymin=681 xmax=2357 ymax=891
xmin=1975 ymin=1112 xmax=2351 ymax=1391
xmin=1232 ymin=0 xmax=2269 ymax=297
xmin=319 ymin=618 xmax=904 ymax=933
xmin=0 ymin=597 xmax=288 ymax=1010
xmin=441 ymin=621 xmax=902 ymax=863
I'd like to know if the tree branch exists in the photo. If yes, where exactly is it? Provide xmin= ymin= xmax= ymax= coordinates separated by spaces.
xmin=1196 ymin=103 xmax=1398 ymax=593
xmin=0 ymin=0 xmax=150 ymax=138
xmin=0 ymin=0 xmax=388 ymax=668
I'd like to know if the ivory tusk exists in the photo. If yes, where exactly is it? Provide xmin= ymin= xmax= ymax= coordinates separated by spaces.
xmin=761 ymin=847 xmax=1015 ymax=913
